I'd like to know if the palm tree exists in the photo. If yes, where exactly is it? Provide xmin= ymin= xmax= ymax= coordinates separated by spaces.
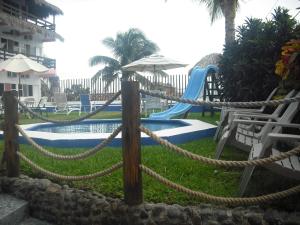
xmin=195 ymin=0 xmax=239 ymax=45
xmin=89 ymin=28 xmax=159 ymax=90
xmin=165 ymin=0 xmax=238 ymax=45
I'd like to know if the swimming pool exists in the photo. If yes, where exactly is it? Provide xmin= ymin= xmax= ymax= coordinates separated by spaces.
xmin=17 ymin=119 xmax=217 ymax=148
xmin=29 ymin=119 xmax=187 ymax=133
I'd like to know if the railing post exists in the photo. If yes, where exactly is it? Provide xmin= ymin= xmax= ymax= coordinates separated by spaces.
xmin=3 ymin=91 xmax=20 ymax=177
xmin=121 ymin=81 xmax=143 ymax=205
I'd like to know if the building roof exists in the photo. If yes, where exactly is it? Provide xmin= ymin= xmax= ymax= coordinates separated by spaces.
xmin=4 ymin=0 xmax=63 ymax=17
xmin=32 ymin=0 xmax=63 ymax=16
xmin=0 ymin=13 xmax=64 ymax=42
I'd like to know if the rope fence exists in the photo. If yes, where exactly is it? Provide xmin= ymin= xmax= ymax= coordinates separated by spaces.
xmin=141 ymin=165 xmax=300 ymax=205
xmin=16 ymin=124 xmax=122 ymax=160
xmin=2 ymin=81 xmax=300 ymax=206
xmin=140 ymin=89 xmax=300 ymax=108
xmin=140 ymin=126 xmax=300 ymax=167
xmin=18 ymin=151 xmax=123 ymax=181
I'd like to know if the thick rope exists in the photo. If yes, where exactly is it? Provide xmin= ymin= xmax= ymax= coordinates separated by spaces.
xmin=18 ymin=151 xmax=123 ymax=181
xmin=141 ymin=164 xmax=300 ymax=205
xmin=16 ymin=124 xmax=122 ymax=160
xmin=140 ymin=90 xmax=300 ymax=108
xmin=16 ymin=91 xmax=121 ymax=124
xmin=140 ymin=126 xmax=300 ymax=167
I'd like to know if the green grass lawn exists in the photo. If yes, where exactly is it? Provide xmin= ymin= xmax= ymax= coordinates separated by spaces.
xmin=0 ymin=111 xmax=247 ymax=205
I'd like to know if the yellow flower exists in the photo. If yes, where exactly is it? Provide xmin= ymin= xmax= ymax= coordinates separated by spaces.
xmin=275 ymin=39 xmax=300 ymax=80
xmin=275 ymin=60 xmax=284 ymax=76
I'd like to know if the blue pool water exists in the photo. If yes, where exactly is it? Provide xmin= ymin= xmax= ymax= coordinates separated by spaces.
xmin=15 ymin=119 xmax=217 ymax=147
xmin=28 ymin=119 xmax=188 ymax=133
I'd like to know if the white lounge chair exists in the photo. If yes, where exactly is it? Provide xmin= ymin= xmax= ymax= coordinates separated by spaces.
xmin=214 ymin=88 xmax=278 ymax=141
xmin=141 ymin=90 xmax=167 ymax=117
xmin=215 ymin=90 xmax=298 ymax=159
xmin=239 ymin=129 xmax=300 ymax=196
xmin=53 ymin=93 xmax=80 ymax=115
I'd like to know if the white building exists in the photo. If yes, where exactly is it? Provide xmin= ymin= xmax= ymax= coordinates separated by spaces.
xmin=0 ymin=0 xmax=63 ymax=102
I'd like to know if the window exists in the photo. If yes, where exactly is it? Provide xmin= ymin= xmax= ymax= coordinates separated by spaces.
xmin=20 ymin=84 xmax=33 ymax=97
xmin=0 ymin=83 xmax=33 ymax=97
xmin=0 ymin=83 xmax=4 ymax=96
xmin=20 ymin=74 xmax=30 ymax=79
xmin=36 ymin=47 xmax=42 ymax=56
xmin=29 ymin=85 xmax=33 ymax=96
xmin=7 ymin=72 xmax=17 ymax=78
xmin=11 ymin=84 xmax=16 ymax=91
xmin=13 ymin=41 xmax=19 ymax=53
xmin=18 ymin=84 xmax=22 ymax=97
xmin=0 ymin=38 xmax=7 ymax=49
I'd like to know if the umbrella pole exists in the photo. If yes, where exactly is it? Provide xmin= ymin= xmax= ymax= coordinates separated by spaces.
xmin=18 ymin=74 xmax=21 ymax=99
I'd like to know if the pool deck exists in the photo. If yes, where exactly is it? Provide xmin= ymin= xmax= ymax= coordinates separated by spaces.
xmin=11 ymin=119 xmax=216 ymax=148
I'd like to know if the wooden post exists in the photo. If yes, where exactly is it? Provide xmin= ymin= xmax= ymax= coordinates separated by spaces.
xmin=121 ymin=81 xmax=143 ymax=205
xmin=3 ymin=91 xmax=20 ymax=177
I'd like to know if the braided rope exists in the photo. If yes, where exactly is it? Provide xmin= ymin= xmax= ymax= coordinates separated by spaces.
xmin=18 ymin=151 xmax=123 ymax=181
xmin=140 ymin=90 xmax=300 ymax=108
xmin=16 ymin=124 xmax=122 ymax=160
xmin=17 ymin=91 xmax=121 ymax=124
xmin=141 ymin=164 xmax=300 ymax=205
xmin=140 ymin=126 xmax=300 ymax=167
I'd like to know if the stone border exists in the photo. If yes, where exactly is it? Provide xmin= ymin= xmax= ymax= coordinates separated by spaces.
xmin=1 ymin=175 xmax=299 ymax=225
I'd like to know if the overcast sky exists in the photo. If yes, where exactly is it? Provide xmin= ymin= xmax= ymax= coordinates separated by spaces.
xmin=44 ymin=0 xmax=300 ymax=79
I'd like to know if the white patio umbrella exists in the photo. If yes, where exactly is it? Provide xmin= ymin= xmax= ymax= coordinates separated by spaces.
xmin=122 ymin=54 xmax=188 ymax=72
xmin=0 ymin=54 xmax=49 ymax=98
xmin=122 ymin=54 xmax=188 ymax=88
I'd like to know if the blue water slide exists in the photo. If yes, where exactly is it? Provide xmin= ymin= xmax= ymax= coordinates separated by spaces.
xmin=149 ymin=65 xmax=219 ymax=120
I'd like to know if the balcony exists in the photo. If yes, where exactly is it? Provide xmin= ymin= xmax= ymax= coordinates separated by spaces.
xmin=0 ymin=1 xmax=55 ymax=31
xmin=0 ymin=49 xmax=56 ymax=68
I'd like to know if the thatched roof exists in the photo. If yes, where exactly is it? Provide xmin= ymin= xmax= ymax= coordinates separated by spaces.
xmin=0 ymin=13 xmax=64 ymax=42
xmin=32 ymin=0 xmax=63 ymax=16
xmin=4 ymin=0 xmax=63 ymax=18
xmin=194 ymin=53 xmax=222 ymax=68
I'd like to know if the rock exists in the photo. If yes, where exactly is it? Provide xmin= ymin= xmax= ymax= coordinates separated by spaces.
xmin=284 ymin=212 xmax=300 ymax=225
xmin=246 ymin=213 xmax=263 ymax=225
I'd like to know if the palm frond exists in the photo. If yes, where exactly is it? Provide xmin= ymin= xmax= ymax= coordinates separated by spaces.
xmin=102 ymin=37 xmax=115 ymax=50
xmin=91 ymin=65 xmax=120 ymax=81
xmin=103 ymin=72 xmax=120 ymax=91
xmin=90 ymin=28 xmax=159 ymax=83
xmin=89 ymin=55 xmax=120 ymax=67
xmin=210 ymin=0 xmax=223 ymax=23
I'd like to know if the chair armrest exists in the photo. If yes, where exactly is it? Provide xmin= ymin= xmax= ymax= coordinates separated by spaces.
xmin=224 ymin=108 xmax=261 ymax=113
xmin=233 ymin=119 xmax=300 ymax=129
xmin=233 ymin=113 xmax=277 ymax=120
xmin=268 ymin=133 xmax=300 ymax=141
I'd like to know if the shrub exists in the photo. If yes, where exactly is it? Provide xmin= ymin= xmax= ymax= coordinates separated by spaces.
xmin=219 ymin=7 xmax=300 ymax=101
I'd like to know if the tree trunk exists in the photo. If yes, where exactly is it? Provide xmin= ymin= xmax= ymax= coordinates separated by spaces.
xmin=221 ymin=0 xmax=236 ymax=45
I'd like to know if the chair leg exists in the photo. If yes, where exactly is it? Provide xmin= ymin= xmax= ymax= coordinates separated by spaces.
xmin=214 ymin=113 xmax=229 ymax=141
xmin=215 ymin=130 xmax=230 ymax=159
xmin=239 ymin=165 xmax=256 ymax=196
xmin=214 ymin=122 xmax=225 ymax=142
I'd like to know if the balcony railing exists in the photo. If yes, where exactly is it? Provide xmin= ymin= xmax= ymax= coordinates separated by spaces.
xmin=0 ymin=50 xmax=56 ymax=69
xmin=0 ymin=2 xmax=55 ymax=31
